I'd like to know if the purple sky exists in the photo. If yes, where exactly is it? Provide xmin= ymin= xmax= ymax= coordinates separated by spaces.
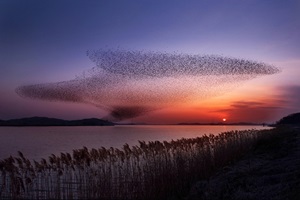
xmin=0 ymin=0 xmax=299 ymax=123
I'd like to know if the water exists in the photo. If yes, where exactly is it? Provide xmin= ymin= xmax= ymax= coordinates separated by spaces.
xmin=0 ymin=125 xmax=271 ymax=160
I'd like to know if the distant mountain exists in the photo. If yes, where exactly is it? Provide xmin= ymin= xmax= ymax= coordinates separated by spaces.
xmin=0 ymin=117 xmax=114 ymax=126
xmin=177 ymin=122 xmax=258 ymax=125
xmin=276 ymin=113 xmax=300 ymax=125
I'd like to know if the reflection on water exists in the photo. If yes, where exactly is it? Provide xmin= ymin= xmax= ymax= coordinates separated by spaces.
xmin=0 ymin=125 xmax=271 ymax=160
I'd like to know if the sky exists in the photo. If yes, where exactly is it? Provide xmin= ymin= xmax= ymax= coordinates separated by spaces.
xmin=0 ymin=0 xmax=300 ymax=124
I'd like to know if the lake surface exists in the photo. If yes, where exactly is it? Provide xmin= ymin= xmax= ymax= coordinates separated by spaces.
xmin=0 ymin=125 xmax=271 ymax=160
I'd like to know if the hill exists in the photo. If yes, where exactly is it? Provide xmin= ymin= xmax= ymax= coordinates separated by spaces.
xmin=187 ymin=127 xmax=300 ymax=200
xmin=276 ymin=112 xmax=300 ymax=125
xmin=0 ymin=117 xmax=114 ymax=126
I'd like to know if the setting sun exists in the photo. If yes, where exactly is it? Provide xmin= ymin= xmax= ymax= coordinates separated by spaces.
xmin=223 ymin=118 xmax=227 ymax=122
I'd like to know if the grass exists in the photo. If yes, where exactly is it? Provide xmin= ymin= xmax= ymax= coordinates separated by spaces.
xmin=0 ymin=128 xmax=274 ymax=199
xmin=187 ymin=126 xmax=300 ymax=200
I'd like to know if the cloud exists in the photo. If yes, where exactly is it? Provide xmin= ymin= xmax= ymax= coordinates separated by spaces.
xmin=278 ymin=85 xmax=300 ymax=98
xmin=276 ymin=85 xmax=300 ymax=109
xmin=213 ymin=101 xmax=283 ymax=113
xmin=16 ymin=49 xmax=280 ymax=121
xmin=212 ymin=100 xmax=284 ymax=122
xmin=230 ymin=101 xmax=265 ymax=109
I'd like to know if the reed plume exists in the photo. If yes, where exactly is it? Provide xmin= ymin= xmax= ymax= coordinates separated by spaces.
xmin=0 ymin=128 xmax=276 ymax=199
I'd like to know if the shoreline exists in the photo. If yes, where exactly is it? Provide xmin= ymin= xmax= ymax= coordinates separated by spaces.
xmin=1 ymin=126 xmax=298 ymax=199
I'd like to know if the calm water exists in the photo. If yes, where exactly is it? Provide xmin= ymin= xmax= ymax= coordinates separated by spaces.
xmin=0 ymin=125 xmax=271 ymax=160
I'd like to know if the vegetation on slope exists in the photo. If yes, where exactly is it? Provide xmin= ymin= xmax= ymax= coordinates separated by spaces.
xmin=187 ymin=126 xmax=300 ymax=200
xmin=0 ymin=129 xmax=270 ymax=200
xmin=276 ymin=112 xmax=300 ymax=125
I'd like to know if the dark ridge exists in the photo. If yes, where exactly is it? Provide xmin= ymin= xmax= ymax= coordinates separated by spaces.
xmin=276 ymin=112 xmax=300 ymax=125
xmin=0 ymin=117 xmax=114 ymax=126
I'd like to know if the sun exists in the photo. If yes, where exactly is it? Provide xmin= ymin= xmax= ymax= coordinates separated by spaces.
xmin=222 ymin=118 xmax=227 ymax=122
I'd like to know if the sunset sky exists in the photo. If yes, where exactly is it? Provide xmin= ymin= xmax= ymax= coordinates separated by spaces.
xmin=1 ymin=0 xmax=299 ymax=124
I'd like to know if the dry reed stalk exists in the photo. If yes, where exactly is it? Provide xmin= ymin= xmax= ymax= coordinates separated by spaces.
xmin=0 ymin=128 xmax=274 ymax=199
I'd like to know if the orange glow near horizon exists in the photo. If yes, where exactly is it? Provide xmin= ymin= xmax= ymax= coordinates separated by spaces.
xmin=133 ymin=83 xmax=284 ymax=124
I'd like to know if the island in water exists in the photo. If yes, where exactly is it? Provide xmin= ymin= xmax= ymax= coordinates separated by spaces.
xmin=0 ymin=117 xmax=114 ymax=126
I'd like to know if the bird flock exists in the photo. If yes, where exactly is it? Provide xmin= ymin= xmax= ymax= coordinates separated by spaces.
xmin=16 ymin=49 xmax=280 ymax=121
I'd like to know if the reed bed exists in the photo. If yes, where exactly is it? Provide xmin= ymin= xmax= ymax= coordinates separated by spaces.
xmin=0 ymin=129 xmax=272 ymax=199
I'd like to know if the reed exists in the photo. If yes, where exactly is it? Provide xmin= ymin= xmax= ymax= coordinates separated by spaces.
xmin=0 ymin=128 xmax=274 ymax=199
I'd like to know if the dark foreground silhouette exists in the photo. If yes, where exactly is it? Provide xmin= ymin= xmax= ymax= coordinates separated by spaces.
xmin=0 ymin=113 xmax=299 ymax=199
xmin=187 ymin=126 xmax=300 ymax=200
xmin=276 ymin=112 xmax=300 ymax=126
xmin=0 ymin=129 xmax=267 ymax=199
xmin=187 ymin=112 xmax=300 ymax=200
